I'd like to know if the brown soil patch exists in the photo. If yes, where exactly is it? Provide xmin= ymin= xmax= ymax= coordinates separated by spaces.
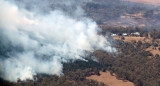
xmin=123 ymin=37 xmax=145 ymax=42
xmin=86 ymin=71 xmax=134 ymax=86
xmin=124 ymin=0 xmax=160 ymax=5
xmin=113 ymin=36 xmax=152 ymax=43
xmin=146 ymin=47 xmax=160 ymax=56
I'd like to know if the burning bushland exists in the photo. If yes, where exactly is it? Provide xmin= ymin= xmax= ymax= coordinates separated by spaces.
xmin=0 ymin=0 xmax=116 ymax=82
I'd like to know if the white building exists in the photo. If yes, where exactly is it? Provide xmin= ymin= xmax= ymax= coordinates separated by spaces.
xmin=111 ymin=34 xmax=117 ymax=37
xmin=131 ymin=32 xmax=140 ymax=36
xmin=122 ymin=33 xmax=128 ymax=36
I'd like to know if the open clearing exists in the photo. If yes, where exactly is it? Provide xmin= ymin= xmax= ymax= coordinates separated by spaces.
xmin=114 ymin=36 xmax=147 ymax=43
xmin=146 ymin=47 xmax=160 ymax=56
xmin=86 ymin=71 xmax=134 ymax=86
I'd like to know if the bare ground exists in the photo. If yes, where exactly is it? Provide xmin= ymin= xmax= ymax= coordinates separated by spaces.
xmin=86 ymin=71 xmax=134 ymax=86
xmin=113 ymin=36 xmax=151 ymax=43
xmin=146 ymin=47 xmax=160 ymax=56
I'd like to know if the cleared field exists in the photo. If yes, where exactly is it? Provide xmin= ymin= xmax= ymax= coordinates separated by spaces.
xmin=86 ymin=71 xmax=134 ymax=86
xmin=114 ymin=36 xmax=145 ymax=42
xmin=114 ymin=36 xmax=153 ymax=43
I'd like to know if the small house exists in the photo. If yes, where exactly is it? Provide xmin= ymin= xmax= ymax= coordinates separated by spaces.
xmin=111 ymin=34 xmax=117 ymax=37
xmin=131 ymin=32 xmax=140 ymax=36
xmin=122 ymin=33 xmax=128 ymax=36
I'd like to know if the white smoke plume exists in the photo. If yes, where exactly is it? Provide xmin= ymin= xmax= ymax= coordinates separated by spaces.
xmin=0 ymin=0 xmax=116 ymax=82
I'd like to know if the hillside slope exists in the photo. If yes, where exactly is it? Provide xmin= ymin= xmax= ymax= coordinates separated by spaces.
xmin=124 ymin=0 xmax=160 ymax=5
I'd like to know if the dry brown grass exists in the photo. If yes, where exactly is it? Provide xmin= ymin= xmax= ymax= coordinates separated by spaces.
xmin=123 ymin=37 xmax=145 ymax=42
xmin=113 ymin=36 xmax=153 ymax=43
xmin=113 ymin=36 xmax=160 ymax=56
xmin=146 ymin=47 xmax=160 ymax=56
xmin=86 ymin=71 xmax=134 ymax=86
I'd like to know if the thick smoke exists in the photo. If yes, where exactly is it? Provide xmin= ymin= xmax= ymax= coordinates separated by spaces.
xmin=0 ymin=0 xmax=116 ymax=82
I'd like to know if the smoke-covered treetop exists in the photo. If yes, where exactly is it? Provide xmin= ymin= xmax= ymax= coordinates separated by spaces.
xmin=0 ymin=0 xmax=116 ymax=82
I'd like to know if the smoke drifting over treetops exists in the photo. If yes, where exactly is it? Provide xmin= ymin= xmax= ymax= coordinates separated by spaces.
xmin=0 ymin=0 xmax=116 ymax=82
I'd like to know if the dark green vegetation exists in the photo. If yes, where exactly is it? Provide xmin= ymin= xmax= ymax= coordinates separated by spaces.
xmin=150 ymin=30 xmax=160 ymax=39
xmin=101 ymin=26 xmax=144 ymax=34
xmin=92 ymin=39 xmax=160 ymax=86
xmin=1 ymin=28 xmax=160 ymax=86
xmin=101 ymin=41 xmax=160 ymax=86
xmin=0 ymin=60 xmax=105 ymax=86
xmin=2 ymin=0 xmax=160 ymax=86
